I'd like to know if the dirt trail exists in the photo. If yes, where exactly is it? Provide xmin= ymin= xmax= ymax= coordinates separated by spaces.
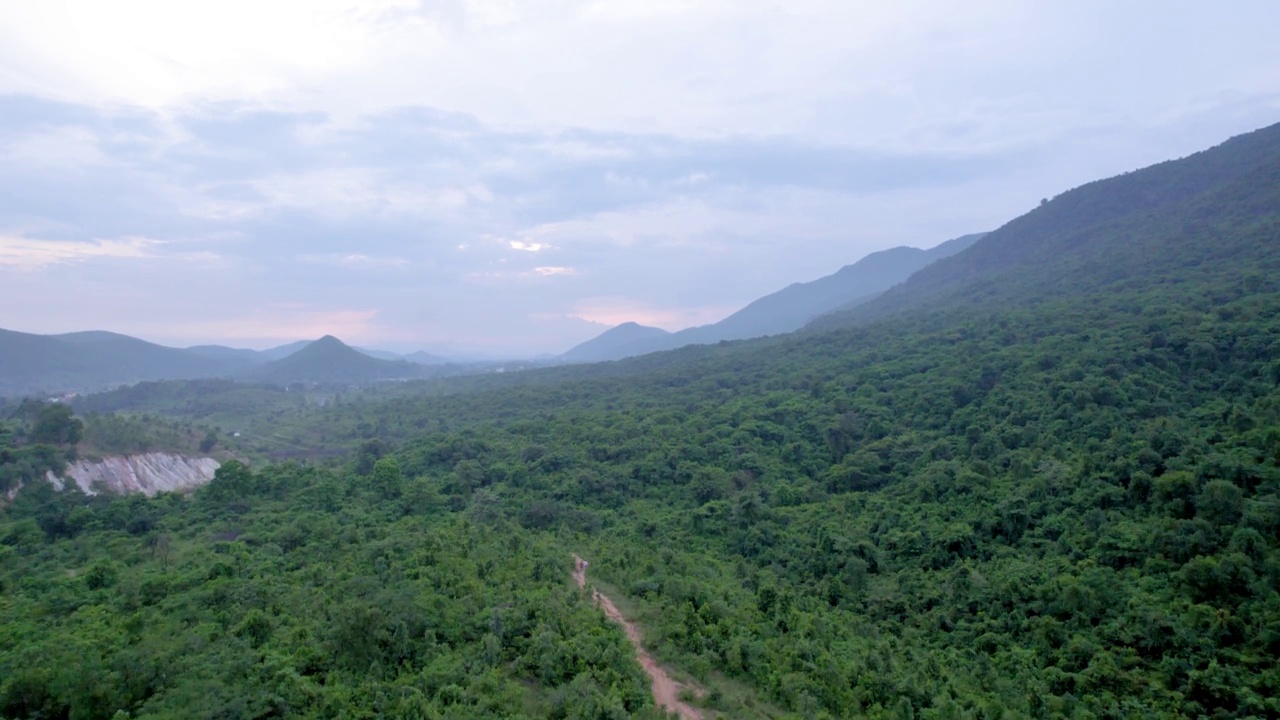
xmin=574 ymin=555 xmax=704 ymax=720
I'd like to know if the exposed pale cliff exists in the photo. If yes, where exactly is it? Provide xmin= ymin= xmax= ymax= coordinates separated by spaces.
xmin=46 ymin=453 xmax=220 ymax=496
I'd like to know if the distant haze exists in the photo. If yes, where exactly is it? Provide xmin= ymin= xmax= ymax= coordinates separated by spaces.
xmin=1 ymin=1 xmax=1278 ymax=356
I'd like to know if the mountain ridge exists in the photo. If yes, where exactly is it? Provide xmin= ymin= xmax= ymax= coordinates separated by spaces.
xmin=239 ymin=335 xmax=427 ymax=385
xmin=562 ymin=232 xmax=984 ymax=363
xmin=809 ymin=121 xmax=1280 ymax=330
xmin=0 ymin=329 xmax=455 ymax=397
xmin=559 ymin=322 xmax=672 ymax=364
xmin=0 ymin=328 xmax=246 ymax=398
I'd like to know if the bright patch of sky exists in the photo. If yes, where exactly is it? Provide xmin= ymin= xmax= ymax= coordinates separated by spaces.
xmin=1 ymin=1 xmax=1278 ymax=356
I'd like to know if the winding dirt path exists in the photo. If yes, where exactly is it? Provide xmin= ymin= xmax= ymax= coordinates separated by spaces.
xmin=574 ymin=555 xmax=704 ymax=720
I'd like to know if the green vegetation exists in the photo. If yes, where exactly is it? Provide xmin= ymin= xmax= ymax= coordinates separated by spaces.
xmin=10 ymin=398 xmax=239 ymax=461
xmin=0 ymin=429 xmax=65 ymax=497
xmin=384 ymin=275 xmax=1276 ymax=718
xmin=3 ymin=123 xmax=1280 ymax=718
xmin=0 ymin=461 xmax=660 ymax=719
xmin=0 ymin=402 xmax=83 ymax=495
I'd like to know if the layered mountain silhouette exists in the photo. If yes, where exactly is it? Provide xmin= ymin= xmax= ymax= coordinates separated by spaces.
xmin=0 ymin=329 xmax=247 ymax=398
xmin=0 ymin=331 xmax=449 ymax=397
xmin=1 ymin=233 xmax=985 ymax=392
xmin=560 ymin=232 xmax=984 ymax=363
xmin=561 ymin=123 xmax=1280 ymax=364
xmin=259 ymin=340 xmax=313 ymax=361
xmin=242 ymin=336 xmax=426 ymax=385
xmin=8 ymin=122 xmax=1279 ymax=396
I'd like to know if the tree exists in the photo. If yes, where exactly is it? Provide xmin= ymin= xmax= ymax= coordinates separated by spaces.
xmin=203 ymin=460 xmax=254 ymax=502
xmin=30 ymin=404 xmax=83 ymax=447
xmin=370 ymin=457 xmax=404 ymax=499
xmin=1197 ymin=479 xmax=1243 ymax=526
xmin=198 ymin=430 xmax=218 ymax=453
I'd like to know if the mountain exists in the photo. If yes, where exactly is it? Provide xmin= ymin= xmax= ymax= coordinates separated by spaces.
xmin=354 ymin=347 xmax=403 ymax=361
xmin=351 ymin=347 xmax=449 ymax=365
xmin=261 ymin=341 xmax=449 ymax=365
xmin=560 ymin=322 xmax=672 ymax=363
xmin=402 ymin=350 xmax=449 ymax=366
xmin=696 ymin=232 xmax=983 ymax=340
xmin=811 ymin=121 xmax=1280 ymax=330
xmin=0 ymin=329 xmax=443 ymax=397
xmin=260 ymin=340 xmax=312 ymax=360
xmin=0 ymin=329 xmax=250 ymax=398
xmin=184 ymin=344 xmax=269 ymax=364
xmin=241 ymin=335 xmax=426 ymax=385
xmin=559 ymin=232 xmax=983 ymax=363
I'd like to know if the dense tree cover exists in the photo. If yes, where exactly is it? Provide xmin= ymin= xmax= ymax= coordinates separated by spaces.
xmin=28 ymin=403 xmax=84 ymax=447
xmin=364 ymin=275 xmax=1280 ymax=719
xmin=0 ymin=404 xmax=83 ymax=494
xmin=74 ymin=412 xmax=230 ymax=460
xmin=72 ymin=380 xmax=324 ymax=460
xmin=0 ymin=424 xmax=66 ymax=496
xmin=11 ymin=264 xmax=1276 ymax=718
xmin=0 ymin=461 xmax=666 ymax=719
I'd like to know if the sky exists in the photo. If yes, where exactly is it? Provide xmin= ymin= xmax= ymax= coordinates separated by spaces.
xmin=1 ymin=1 xmax=1278 ymax=357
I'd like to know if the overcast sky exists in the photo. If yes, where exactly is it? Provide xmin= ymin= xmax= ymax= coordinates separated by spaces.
xmin=1 ymin=1 xmax=1278 ymax=356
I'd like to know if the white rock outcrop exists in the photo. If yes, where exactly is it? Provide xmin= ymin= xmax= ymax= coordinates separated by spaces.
xmin=46 ymin=453 xmax=221 ymax=496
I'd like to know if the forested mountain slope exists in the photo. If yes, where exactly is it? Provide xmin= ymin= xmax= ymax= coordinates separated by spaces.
xmin=813 ymin=121 xmax=1280 ymax=329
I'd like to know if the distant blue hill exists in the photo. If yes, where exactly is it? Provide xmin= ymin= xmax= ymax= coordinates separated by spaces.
xmin=560 ymin=232 xmax=984 ymax=363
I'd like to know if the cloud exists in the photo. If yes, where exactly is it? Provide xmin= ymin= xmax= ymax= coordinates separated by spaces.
xmin=0 ymin=234 xmax=161 ymax=268
xmin=569 ymin=296 xmax=735 ymax=331
xmin=168 ymin=306 xmax=386 ymax=346
xmin=6 ymin=1 xmax=1278 ymax=143
xmin=3 ymin=89 xmax=1280 ymax=356
xmin=299 ymin=252 xmax=410 ymax=268
xmin=509 ymin=240 xmax=550 ymax=252
xmin=531 ymin=266 xmax=575 ymax=277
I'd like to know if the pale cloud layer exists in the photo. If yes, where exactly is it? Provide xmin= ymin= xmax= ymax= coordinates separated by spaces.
xmin=0 ymin=235 xmax=160 ymax=269
xmin=1 ymin=1 xmax=1278 ymax=355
